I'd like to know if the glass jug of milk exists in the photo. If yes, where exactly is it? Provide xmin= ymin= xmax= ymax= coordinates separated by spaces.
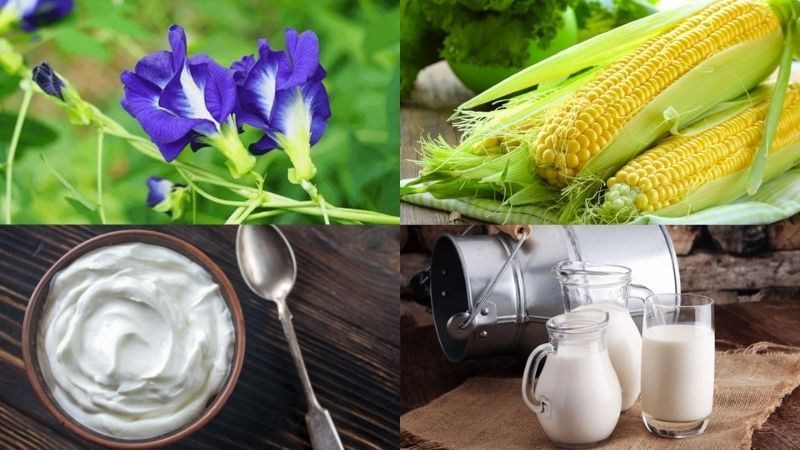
xmin=522 ymin=310 xmax=621 ymax=447
xmin=552 ymin=261 xmax=651 ymax=411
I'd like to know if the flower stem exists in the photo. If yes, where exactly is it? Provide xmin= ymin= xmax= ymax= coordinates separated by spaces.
xmin=300 ymin=179 xmax=329 ymax=225
xmin=242 ymin=210 xmax=285 ymax=221
xmin=275 ymin=205 xmax=399 ymax=224
xmin=205 ymin=122 xmax=256 ymax=179
xmin=96 ymin=129 xmax=107 ymax=224
xmin=279 ymin=137 xmax=317 ymax=184
xmin=191 ymin=188 xmax=197 ymax=224
xmin=177 ymin=168 xmax=252 ymax=207
xmin=225 ymin=196 xmax=262 ymax=225
xmin=4 ymin=86 xmax=32 ymax=224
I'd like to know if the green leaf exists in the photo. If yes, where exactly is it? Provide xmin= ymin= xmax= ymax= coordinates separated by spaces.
xmin=52 ymin=28 xmax=110 ymax=60
xmin=364 ymin=7 xmax=399 ymax=54
xmin=86 ymin=15 xmax=149 ymax=39
xmin=0 ymin=113 xmax=58 ymax=149
xmin=40 ymin=153 xmax=98 ymax=213
xmin=747 ymin=14 xmax=795 ymax=195
xmin=64 ymin=196 xmax=102 ymax=224
xmin=386 ymin=63 xmax=400 ymax=147
xmin=0 ymin=71 xmax=20 ymax=100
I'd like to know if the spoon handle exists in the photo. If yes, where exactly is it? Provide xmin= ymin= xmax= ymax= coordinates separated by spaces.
xmin=277 ymin=301 xmax=344 ymax=450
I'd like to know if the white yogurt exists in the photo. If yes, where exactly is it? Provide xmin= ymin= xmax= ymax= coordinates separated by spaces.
xmin=641 ymin=324 xmax=715 ymax=422
xmin=37 ymin=243 xmax=235 ymax=439
xmin=574 ymin=303 xmax=642 ymax=411
xmin=534 ymin=346 xmax=622 ymax=446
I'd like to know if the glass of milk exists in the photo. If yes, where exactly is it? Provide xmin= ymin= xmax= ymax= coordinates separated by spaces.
xmin=521 ymin=309 xmax=622 ymax=448
xmin=641 ymin=293 xmax=714 ymax=438
xmin=553 ymin=261 xmax=651 ymax=412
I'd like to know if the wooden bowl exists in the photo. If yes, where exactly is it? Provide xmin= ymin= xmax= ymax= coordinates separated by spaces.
xmin=22 ymin=230 xmax=246 ymax=449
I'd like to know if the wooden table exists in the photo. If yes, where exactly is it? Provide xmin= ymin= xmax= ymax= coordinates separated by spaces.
xmin=0 ymin=226 xmax=399 ymax=449
xmin=401 ymin=301 xmax=800 ymax=449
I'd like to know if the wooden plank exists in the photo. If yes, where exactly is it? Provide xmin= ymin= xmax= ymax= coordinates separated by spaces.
xmin=678 ymin=250 xmax=800 ymax=291
xmin=0 ymin=226 xmax=399 ymax=449
xmin=0 ymin=400 xmax=85 ymax=450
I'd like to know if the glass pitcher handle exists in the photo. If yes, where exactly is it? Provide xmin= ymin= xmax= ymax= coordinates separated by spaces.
xmin=630 ymin=283 xmax=654 ymax=302
xmin=521 ymin=343 xmax=553 ymax=414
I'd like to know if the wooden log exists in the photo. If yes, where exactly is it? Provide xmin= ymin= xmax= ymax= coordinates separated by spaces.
xmin=678 ymin=250 xmax=800 ymax=291
xmin=768 ymin=223 xmax=800 ymax=251
xmin=681 ymin=290 xmax=742 ymax=305
xmin=401 ymin=253 xmax=430 ymax=285
xmin=401 ymin=301 xmax=433 ymax=329
xmin=400 ymin=253 xmax=431 ymax=306
xmin=679 ymin=288 xmax=800 ymax=304
xmin=666 ymin=225 xmax=703 ymax=255
xmin=708 ymin=225 xmax=768 ymax=255
xmin=415 ymin=225 xmax=484 ymax=253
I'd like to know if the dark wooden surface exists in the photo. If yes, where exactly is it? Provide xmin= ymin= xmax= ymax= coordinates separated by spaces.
xmin=0 ymin=226 xmax=400 ymax=450
xmin=401 ymin=301 xmax=800 ymax=449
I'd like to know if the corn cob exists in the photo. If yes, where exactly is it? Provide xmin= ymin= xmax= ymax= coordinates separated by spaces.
xmin=533 ymin=0 xmax=783 ymax=187
xmin=602 ymin=84 xmax=800 ymax=218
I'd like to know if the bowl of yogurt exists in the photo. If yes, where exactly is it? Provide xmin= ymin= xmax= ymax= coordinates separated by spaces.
xmin=22 ymin=230 xmax=246 ymax=448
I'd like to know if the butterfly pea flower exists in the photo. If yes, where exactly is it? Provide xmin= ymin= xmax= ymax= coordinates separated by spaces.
xmin=121 ymin=25 xmax=255 ymax=178
xmin=32 ymin=62 xmax=92 ymax=124
xmin=0 ymin=0 xmax=74 ymax=33
xmin=233 ymin=28 xmax=331 ymax=184
xmin=147 ymin=176 xmax=188 ymax=219
xmin=32 ymin=61 xmax=64 ymax=100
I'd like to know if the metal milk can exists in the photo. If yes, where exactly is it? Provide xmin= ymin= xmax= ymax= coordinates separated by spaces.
xmin=429 ymin=225 xmax=679 ymax=362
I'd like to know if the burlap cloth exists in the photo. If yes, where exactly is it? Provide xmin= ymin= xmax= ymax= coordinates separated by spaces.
xmin=401 ymin=342 xmax=800 ymax=449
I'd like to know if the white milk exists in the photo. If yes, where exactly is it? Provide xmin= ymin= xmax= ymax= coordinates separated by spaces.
xmin=534 ymin=345 xmax=621 ymax=445
xmin=574 ymin=303 xmax=642 ymax=410
xmin=641 ymin=324 xmax=715 ymax=422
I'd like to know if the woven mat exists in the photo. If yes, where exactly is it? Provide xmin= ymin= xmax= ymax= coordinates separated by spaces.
xmin=401 ymin=342 xmax=800 ymax=449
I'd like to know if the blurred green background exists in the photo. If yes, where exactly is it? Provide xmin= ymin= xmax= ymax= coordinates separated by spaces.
xmin=0 ymin=0 xmax=400 ymax=223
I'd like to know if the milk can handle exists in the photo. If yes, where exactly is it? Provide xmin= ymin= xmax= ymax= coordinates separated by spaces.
xmin=457 ymin=231 xmax=528 ymax=331
xmin=521 ymin=343 xmax=553 ymax=414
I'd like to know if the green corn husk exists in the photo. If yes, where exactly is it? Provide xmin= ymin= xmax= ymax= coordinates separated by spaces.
xmin=593 ymin=83 xmax=800 ymax=223
xmin=404 ymin=0 xmax=796 ymax=223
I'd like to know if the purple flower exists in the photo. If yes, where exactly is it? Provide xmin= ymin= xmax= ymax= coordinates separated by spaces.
xmin=146 ymin=176 xmax=173 ymax=207
xmin=233 ymin=28 xmax=331 ymax=183
xmin=121 ymin=25 xmax=254 ymax=177
xmin=147 ymin=176 xmax=188 ymax=218
xmin=0 ymin=0 xmax=74 ymax=32
xmin=32 ymin=62 xmax=64 ymax=100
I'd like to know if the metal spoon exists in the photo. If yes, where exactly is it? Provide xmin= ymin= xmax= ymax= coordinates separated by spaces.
xmin=236 ymin=225 xmax=344 ymax=450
